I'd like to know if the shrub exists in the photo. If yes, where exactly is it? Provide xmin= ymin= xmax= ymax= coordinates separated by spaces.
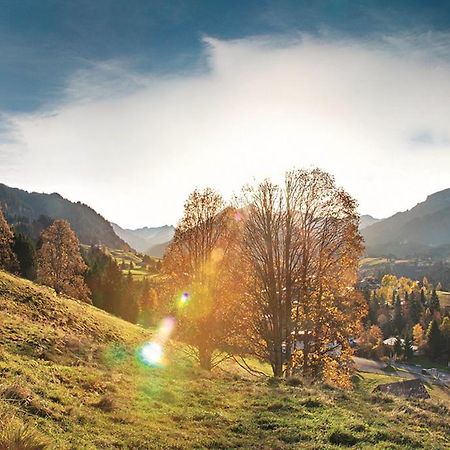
xmin=286 ymin=376 xmax=303 ymax=387
xmin=0 ymin=422 xmax=49 ymax=450
xmin=93 ymin=395 xmax=115 ymax=412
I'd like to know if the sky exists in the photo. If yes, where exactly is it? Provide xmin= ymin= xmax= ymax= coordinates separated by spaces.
xmin=1 ymin=1 xmax=450 ymax=228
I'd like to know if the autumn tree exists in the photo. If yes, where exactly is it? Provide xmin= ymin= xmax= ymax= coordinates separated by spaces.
xmin=162 ymin=188 xmax=244 ymax=370
xmin=358 ymin=325 xmax=384 ymax=359
xmin=412 ymin=323 xmax=426 ymax=351
xmin=0 ymin=207 xmax=18 ymax=272
xmin=240 ymin=169 xmax=365 ymax=385
xmin=37 ymin=220 xmax=91 ymax=302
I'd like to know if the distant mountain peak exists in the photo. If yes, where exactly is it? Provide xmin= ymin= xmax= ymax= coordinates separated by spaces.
xmin=111 ymin=222 xmax=174 ymax=256
xmin=359 ymin=214 xmax=380 ymax=230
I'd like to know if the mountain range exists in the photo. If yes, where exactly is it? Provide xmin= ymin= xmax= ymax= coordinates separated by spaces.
xmin=111 ymin=223 xmax=174 ymax=257
xmin=361 ymin=188 xmax=450 ymax=258
xmin=2 ymin=181 xmax=450 ymax=260
xmin=0 ymin=183 xmax=127 ymax=249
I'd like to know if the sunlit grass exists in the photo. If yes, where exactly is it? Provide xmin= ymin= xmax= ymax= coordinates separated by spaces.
xmin=1 ymin=270 xmax=449 ymax=449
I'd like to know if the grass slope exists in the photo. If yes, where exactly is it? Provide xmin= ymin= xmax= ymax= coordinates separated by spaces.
xmin=0 ymin=271 xmax=449 ymax=449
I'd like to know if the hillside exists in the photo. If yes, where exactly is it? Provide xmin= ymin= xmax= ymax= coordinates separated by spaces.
xmin=112 ymin=222 xmax=174 ymax=256
xmin=362 ymin=188 xmax=450 ymax=258
xmin=0 ymin=183 xmax=127 ymax=249
xmin=1 ymin=271 xmax=449 ymax=449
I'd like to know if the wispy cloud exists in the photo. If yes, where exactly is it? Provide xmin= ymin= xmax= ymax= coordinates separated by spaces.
xmin=1 ymin=34 xmax=450 ymax=227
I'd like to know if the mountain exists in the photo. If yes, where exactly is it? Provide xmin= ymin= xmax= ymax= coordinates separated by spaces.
xmin=362 ymin=188 xmax=450 ymax=258
xmin=359 ymin=214 xmax=380 ymax=230
xmin=111 ymin=223 xmax=174 ymax=256
xmin=0 ymin=183 xmax=127 ymax=249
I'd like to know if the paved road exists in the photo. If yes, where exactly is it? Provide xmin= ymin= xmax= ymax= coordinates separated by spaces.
xmin=354 ymin=357 xmax=450 ymax=388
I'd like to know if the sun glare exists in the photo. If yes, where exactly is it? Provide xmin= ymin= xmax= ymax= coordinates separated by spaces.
xmin=139 ymin=342 xmax=163 ymax=367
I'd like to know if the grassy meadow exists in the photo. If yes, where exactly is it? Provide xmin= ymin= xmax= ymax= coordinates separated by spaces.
xmin=0 ymin=270 xmax=449 ymax=449
xmin=106 ymin=248 xmax=160 ymax=280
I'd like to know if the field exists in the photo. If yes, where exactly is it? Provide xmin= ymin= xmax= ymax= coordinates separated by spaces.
xmin=437 ymin=290 xmax=450 ymax=308
xmin=106 ymin=248 xmax=161 ymax=280
xmin=0 ymin=270 xmax=449 ymax=449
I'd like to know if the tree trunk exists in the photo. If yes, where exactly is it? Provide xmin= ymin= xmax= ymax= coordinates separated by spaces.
xmin=198 ymin=346 xmax=213 ymax=371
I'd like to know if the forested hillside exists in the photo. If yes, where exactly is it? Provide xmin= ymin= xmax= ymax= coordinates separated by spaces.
xmin=362 ymin=188 xmax=450 ymax=258
xmin=0 ymin=183 xmax=127 ymax=249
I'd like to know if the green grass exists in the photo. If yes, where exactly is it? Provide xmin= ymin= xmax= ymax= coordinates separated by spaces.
xmin=359 ymin=257 xmax=389 ymax=267
xmin=107 ymin=248 xmax=160 ymax=280
xmin=437 ymin=290 xmax=450 ymax=308
xmin=1 ymin=270 xmax=449 ymax=449
xmin=409 ymin=355 xmax=450 ymax=373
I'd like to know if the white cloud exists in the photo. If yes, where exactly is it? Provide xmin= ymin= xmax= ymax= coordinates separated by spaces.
xmin=1 ymin=34 xmax=450 ymax=227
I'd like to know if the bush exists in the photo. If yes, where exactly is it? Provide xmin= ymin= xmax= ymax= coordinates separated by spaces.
xmin=92 ymin=395 xmax=115 ymax=412
xmin=286 ymin=376 xmax=303 ymax=387
xmin=0 ymin=422 xmax=49 ymax=450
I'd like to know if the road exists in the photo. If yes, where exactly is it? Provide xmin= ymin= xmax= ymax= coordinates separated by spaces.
xmin=353 ymin=357 xmax=450 ymax=388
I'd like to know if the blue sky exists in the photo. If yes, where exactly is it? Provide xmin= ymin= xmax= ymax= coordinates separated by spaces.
xmin=1 ymin=1 xmax=450 ymax=227
xmin=2 ymin=0 xmax=449 ymax=113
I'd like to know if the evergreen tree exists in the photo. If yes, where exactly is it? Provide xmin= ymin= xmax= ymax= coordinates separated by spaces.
xmin=407 ymin=291 xmax=422 ymax=325
xmin=420 ymin=288 xmax=427 ymax=307
xmin=12 ymin=232 xmax=37 ymax=280
xmin=440 ymin=316 xmax=450 ymax=362
xmin=368 ymin=294 xmax=380 ymax=325
xmin=0 ymin=207 xmax=19 ymax=272
xmin=430 ymin=289 xmax=440 ymax=313
xmin=393 ymin=293 xmax=405 ymax=334
xmin=426 ymin=319 xmax=443 ymax=360
xmin=393 ymin=336 xmax=403 ymax=359
xmin=403 ymin=333 xmax=414 ymax=360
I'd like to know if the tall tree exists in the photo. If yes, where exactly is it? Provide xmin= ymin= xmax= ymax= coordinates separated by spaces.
xmin=393 ymin=293 xmax=405 ymax=334
xmin=412 ymin=323 xmax=426 ymax=351
xmin=403 ymin=333 xmax=414 ymax=360
xmin=12 ymin=232 xmax=37 ymax=280
xmin=241 ymin=169 xmax=365 ymax=385
xmin=407 ymin=291 xmax=422 ymax=326
xmin=426 ymin=319 xmax=443 ymax=360
xmin=0 ymin=207 xmax=19 ymax=272
xmin=37 ymin=220 xmax=91 ymax=302
xmin=430 ymin=289 xmax=440 ymax=313
xmin=162 ymin=188 xmax=243 ymax=370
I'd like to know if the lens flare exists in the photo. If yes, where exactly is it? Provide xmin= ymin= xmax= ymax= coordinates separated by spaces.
xmin=137 ymin=315 xmax=176 ymax=368
xmin=179 ymin=291 xmax=190 ymax=306
xmin=158 ymin=316 xmax=176 ymax=341
xmin=139 ymin=342 xmax=163 ymax=367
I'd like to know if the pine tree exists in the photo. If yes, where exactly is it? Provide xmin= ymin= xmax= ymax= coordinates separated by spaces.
xmin=440 ymin=316 xmax=450 ymax=361
xmin=12 ymin=232 xmax=37 ymax=280
xmin=407 ymin=291 xmax=422 ymax=325
xmin=403 ymin=333 xmax=414 ymax=360
xmin=426 ymin=319 xmax=443 ymax=360
xmin=0 ymin=207 xmax=19 ymax=272
xmin=393 ymin=336 xmax=403 ymax=359
xmin=430 ymin=289 xmax=440 ymax=313
xmin=393 ymin=294 xmax=405 ymax=334
xmin=420 ymin=288 xmax=427 ymax=307
xmin=37 ymin=220 xmax=91 ymax=303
